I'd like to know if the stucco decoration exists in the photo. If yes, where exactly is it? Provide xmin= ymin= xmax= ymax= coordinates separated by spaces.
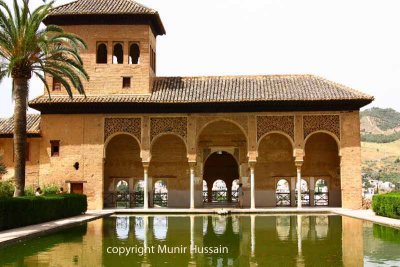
xmin=104 ymin=118 xmax=141 ymax=142
xmin=256 ymin=116 xmax=295 ymax=141
xmin=303 ymin=115 xmax=340 ymax=140
xmin=150 ymin=117 xmax=188 ymax=142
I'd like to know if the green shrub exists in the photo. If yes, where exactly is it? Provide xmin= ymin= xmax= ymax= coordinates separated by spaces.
xmin=372 ymin=192 xmax=400 ymax=219
xmin=0 ymin=181 xmax=14 ymax=198
xmin=25 ymin=184 xmax=60 ymax=196
xmin=0 ymin=156 xmax=6 ymax=175
xmin=0 ymin=194 xmax=87 ymax=231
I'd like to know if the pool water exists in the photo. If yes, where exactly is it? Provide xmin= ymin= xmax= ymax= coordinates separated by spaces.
xmin=0 ymin=214 xmax=399 ymax=266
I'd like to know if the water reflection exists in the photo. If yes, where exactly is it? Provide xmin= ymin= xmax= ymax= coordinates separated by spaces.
xmin=115 ymin=216 xmax=130 ymax=240
xmin=0 ymin=214 xmax=400 ymax=266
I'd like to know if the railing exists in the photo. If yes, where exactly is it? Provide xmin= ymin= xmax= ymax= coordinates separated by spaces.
xmin=314 ymin=192 xmax=329 ymax=206
xmin=153 ymin=192 xmax=168 ymax=207
xmin=202 ymin=190 xmax=239 ymax=203
xmin=295 ymin=192 xmax=310 ymax=206
xmin=276 ymin=192 xmax=291 ymax=206
xmin=104 ymin=192 xmax=144 ymax=208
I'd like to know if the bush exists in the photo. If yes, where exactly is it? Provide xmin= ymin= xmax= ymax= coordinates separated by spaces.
xmin=0 ymin=181 xmax=14 ymax=198
xmin=0 ymin=194 xmax=87 ymax=231
xmin=0 ymin=156 xmax=6 ymax=175
xmin=372 ymin=192 xmax=400 ymax=219
xmin=25 ymin=184 xmax=60 ymax=196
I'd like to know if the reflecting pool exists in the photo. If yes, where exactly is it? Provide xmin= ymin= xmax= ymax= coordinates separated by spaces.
xmin=0 ymin=214 xmax=399 ymax=266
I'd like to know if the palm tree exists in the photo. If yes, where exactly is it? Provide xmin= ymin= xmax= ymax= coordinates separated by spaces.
xmin=0 ymin=0 xmax=89 ymax=196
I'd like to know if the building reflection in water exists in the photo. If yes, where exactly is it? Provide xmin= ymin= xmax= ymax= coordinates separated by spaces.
xmin=0 ymin=214 xmax=372 ymax=266
xmin=115 ymin=216 xmax=129 ymax=240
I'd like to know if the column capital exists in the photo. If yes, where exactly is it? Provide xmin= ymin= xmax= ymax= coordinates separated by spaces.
xmin=295 ymin=160 xmax=303 ymax=168
xmin=188 ymin=161 xmax=197 ymax=168
xmin=248 ymin=160 xmax=257 ymax=168
xmin=142 ymin=162 xmax=150 ymax=169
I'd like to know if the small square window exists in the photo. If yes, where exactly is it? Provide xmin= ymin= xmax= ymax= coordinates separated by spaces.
xmin=50 ymin=140 xmax=60 ymax=157
xmin=52 ymin=78 xmax=61 ymax=91
xmin=122 ymin=77 xmax=131 ymax=89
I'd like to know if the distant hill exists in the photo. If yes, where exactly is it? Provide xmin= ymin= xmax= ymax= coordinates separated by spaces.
xmin=360 ymin=108 xmax=400 ymax=143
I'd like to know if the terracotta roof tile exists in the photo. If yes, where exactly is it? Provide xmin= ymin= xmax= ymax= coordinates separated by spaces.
xmin=0 ymin=114 xmax=41 ymax=136
xmin=50 ymin=0 xmax=157 ymax=15
xmin=29 ymin=74 xmax=373 ymax=105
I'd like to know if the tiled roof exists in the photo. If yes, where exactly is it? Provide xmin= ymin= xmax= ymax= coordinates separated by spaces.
xmin=49 ymin=0 xmax=157 ymax=15
xmin=0 ymin=114 xmax=41 ymax=136
xmin=29 ymin=75 xmax=374 ymax=105
xmin=45 ymin=0 xmax=166 ymax=35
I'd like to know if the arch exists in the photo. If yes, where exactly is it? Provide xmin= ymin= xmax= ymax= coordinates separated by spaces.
xmin=203 ymin=149 xmax=239 ymax=166
xmin=153 ymin=179 xmax=168 ymax=207
xmin=115 ymin=180 xmax=129 ymax=193
xmin=104 ymin=132 xmax=141 ymax=158
xmin=196 ymin=118 xmax=248 ymax=143
xmin=96 ymin=43 xmax=107 ymax=64
xmin=276 ymin=179 xmax=290 ymax=193
xmin=276 ymin=179 xmax=291 ymax=206
xmin=150 ymin=132 xmax=187 ymax=153
xmin=294 ymin=179 xmax=309 ymax=193
xmin=257 ymin=131 xmax=295 ymax=150
xmin=113 ymin=43 xmax=123 ymax=64
xmin=129 ymin=43 xmax=140 ymax=64
xmin=212 ymin=179 xmax=227 ymax=191
xmin=135 ymin=180 xmax=144 ymax=192
xmin=315 ymin=178 xmax=329 ymax=193
xmin=304 ymin=130 xmax=340 ymax=154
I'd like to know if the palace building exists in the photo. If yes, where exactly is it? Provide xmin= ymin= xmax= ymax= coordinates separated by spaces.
xmin=0 ymin=0 xmax=373 ymax=210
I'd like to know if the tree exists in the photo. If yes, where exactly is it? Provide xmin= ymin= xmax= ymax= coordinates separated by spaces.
xmin=0 ymin=0 xmax=89 ymax=196
xmin=0 ymin=156 xmax=7 ymax=175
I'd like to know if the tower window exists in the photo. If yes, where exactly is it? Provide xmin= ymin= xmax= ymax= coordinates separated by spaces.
xmin=52 ymin=77 xmax=61 ymax=91
xmin=96 ymin=43 xmax=107 ymax=64
xmin=129 ymin=43 xmax=140 ymax=64
xmin=150 ymin=46 xmax=156 ymax=71
xmin=122 ymin=77 xmax=131 ymax=89
xmin=50 ymin=140 xmax=60 ymax=157
xmin=113 ymin=43 xmax=124 ymax=64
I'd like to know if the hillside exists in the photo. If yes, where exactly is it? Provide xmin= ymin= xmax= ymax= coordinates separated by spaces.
xmin=360 ymin=107 xmax=400 ymax=184
xmin=361 ymin=108 xmax=400 ymax=143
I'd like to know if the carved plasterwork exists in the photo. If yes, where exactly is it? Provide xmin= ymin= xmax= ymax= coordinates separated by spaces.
xmin=256 ymin=116 xmax=294 ymax=141
xmin=303 ymin=115 xmax=340 ymax=140
xmin=104 ymin=118 xmax=141 ymax=142
xmin=150 ymin=117 xmax=187 ymax=142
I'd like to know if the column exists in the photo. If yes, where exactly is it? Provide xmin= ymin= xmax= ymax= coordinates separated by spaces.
xmin=143 ymin=163 xmax=149 ymax=209
xmin=250 ymin=162 xmax=256 ymax=209
xmin=296 ymin=162 xmax=303 ymax=209
xmin=291 ymin=177 xmax=296 ymax=207
xmin=296 ymin=215 xmax=304 ymax=266
xmin=309 ymin=177 xmax=315 ymax=207
xmin=190 ymin=163 xmax=196 ymax=209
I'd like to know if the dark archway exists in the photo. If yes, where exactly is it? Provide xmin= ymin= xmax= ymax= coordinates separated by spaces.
xmin=203 ymin=151 xmax=239 ymax=204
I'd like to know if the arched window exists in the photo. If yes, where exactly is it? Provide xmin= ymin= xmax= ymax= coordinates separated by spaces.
xmin=113 ymin=43 xmax=123 ymax=64
xmin=154 ymin=180 xmax=168 ymax=207
xmin=129 ymin=43 xmax=140 ymax=64
xmin=96 ymin=43 xmax=107 ymax=64
xmin=276 ymin=179 xmax=290 ymax=206
xmin=212 ymin=179 xmax=227 ymax=202
xmin=315 ymin=179 xmax=329 ymax=206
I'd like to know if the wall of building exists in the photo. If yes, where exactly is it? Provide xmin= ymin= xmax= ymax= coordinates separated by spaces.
xmin=0 ymin=110 xmax=362 ymax=209
xmin=0 ymin=137 xmax=41 ymax=186
xmin=45 ymin=25 xmax=155 ymax=95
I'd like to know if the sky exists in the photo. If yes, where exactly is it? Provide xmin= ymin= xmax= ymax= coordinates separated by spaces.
xmin=1 ymin=0 xmax=400 ymax=117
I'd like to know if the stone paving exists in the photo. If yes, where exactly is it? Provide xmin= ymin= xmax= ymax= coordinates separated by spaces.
xmin=1 ymin=208 xmax=399 ymax=246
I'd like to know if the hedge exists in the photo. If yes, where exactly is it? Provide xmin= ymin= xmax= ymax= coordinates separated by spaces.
xmin=0 ymin=194 xmax=87 ymax=231
xmin=372 ymin=192 xmax=400 ymax=219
